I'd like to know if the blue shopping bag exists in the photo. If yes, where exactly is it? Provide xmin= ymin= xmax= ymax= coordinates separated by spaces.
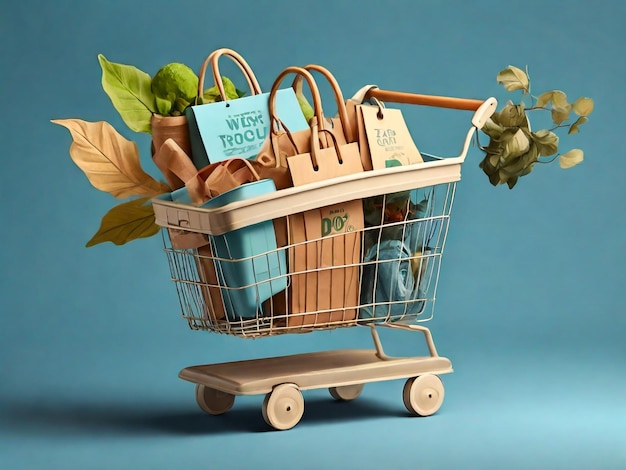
xmin=186 ymin=48 xmax=309 ymax=169
xmin=359 ymin=238 xmax=426 ymax=322
xmin=164 ymin=178 xmax=287 ymax=321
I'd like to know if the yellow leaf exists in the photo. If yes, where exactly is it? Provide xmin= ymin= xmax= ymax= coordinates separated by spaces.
xmin=551 ymin=105 xmax=571 ymax=125
xmin=52 ymin=119 xmax=170 ymax=198
xmin=568 ymin=116 xmax=588 ymax=135
xmin=551 ymin=90 xmax=569 ymax=112
xmin=572 ymin=97 xmax=594 ymax=117
xmin=536 ymin=91 xmax=554 ymax=108
xmin=496 ymin=66 xmax=529 ymax=92
xmin=86 ymin=197 xmax=160 ymax=247
xmin=559 ymin=149 xmax=584 ymax=169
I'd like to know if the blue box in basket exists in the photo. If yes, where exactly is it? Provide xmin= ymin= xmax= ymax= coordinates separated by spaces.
xmin=168 ymin=179 xmax=287 ymax=320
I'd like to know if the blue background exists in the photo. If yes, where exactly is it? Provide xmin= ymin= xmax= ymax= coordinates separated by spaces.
xmin=1 ymin=1 xmax=624 ymax=468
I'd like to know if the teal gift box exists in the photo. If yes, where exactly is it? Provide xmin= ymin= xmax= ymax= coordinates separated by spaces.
xmin=164 ymin=179 xmax=287 ymax=320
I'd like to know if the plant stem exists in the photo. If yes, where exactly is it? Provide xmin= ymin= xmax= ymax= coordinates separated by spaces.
xmin=536 ymin=154 xmax=560 ymax=164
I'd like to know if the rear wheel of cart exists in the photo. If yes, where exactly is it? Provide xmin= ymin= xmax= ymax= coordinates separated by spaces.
xmin=195 ymin=384 xmax=235 ymax=415
xmin=262 ymin=383 xmax=304 ymax=430
xmin=329 ymin=383 xmax=364 ymax=401
xmin=402 ymin=374 xmax=444 ymax=417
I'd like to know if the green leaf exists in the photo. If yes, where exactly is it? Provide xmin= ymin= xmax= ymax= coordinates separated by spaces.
xmin=202 ymin=76 xmax=242 ymax=103
xmin=498 ymin=169 xmax=510 ymax=185
xmin=98 ymin=54 xmax=156 ymax=133
xmin=488 ymin=153 xmax=500 ymax=168
xmin=295 ymin=88 xmax=315 ymax=122
xmin=572 ymin=97 xmax=594 ymax=117
xmin=155 ymin=95 xmax=173 ymax=116
xmin=568 ymin=116 xmax=589 ymax=135
xmin=221 ymin=76 xmax=240 ymax=99
xmin=536 ymin=91 xmax=554 ymax=108
xmin=502 ymin=143 xmax=538 ymax=175
xmin=86 ymin=197 xmax=160 ymax=247
xmin=173 ymin=97 xmax=193 ymax=115
xmin=559 ymin=149 xmax=584 ymax=169
xmin=480 ymin=118 xmax=505 ymax=139
xmin=531 ymin=129 xmax=559 ymax=156
xmin=492 ymin=102 xmax=528 ymax=128
xmin=503 ymin=128 xmax=530 ymax=159
xmin=496 ymin=66 xmax=529 ymax=92
xmin=520 ymin=163 xmax=535 ymax=177
xmin=487 ymin=168 xmax=500 ymax=186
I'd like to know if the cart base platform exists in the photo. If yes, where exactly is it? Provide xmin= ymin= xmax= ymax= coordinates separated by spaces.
xmin=179 ymin=348 xmax=453 ymax=396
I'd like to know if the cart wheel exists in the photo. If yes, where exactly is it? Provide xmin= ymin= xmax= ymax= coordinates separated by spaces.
xmin=329 ymin=383 xmax=364 ymax=401
xmin=195 ymin=384 xmax=235 ymax=415
xmin=402 ymin=374 xmax=444 ymax=417
xmin=262 ymin=383 xmax=304 ymax=431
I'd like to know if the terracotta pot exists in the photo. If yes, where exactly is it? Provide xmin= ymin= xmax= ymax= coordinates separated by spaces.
xmin=151 ymin=114 xmax=192 ymax=158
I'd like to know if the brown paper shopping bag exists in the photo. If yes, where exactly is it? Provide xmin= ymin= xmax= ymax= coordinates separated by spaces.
xmin=285 ymin=200 xmax=364 ymax=328
xmin=290 ymin=64 xmax=358 ymax=145
xmin=346 ymin=98 xmax=375 ymax=171
xmin=266 ymin=66 xmax=365 ymax=328
xmin=254 ymin=64 xmax=357 ymax=190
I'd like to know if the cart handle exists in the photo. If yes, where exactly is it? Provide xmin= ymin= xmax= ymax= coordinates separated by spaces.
xmin=358 ymin=86 xmax=498 ymax=130
xmin=365 ymin=88 xmax=484 ymax=111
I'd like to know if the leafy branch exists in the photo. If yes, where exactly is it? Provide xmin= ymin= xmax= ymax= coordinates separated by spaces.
xmin=479 ymin=65 xmax=594 ymax=189
xmin=54 ymin=55 xmax=245 ymax=247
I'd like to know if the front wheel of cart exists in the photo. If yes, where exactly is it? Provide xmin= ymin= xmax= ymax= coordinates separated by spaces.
xmin=195 ymin=384 xmax=235 ymax=415
xmin=402 ymin=374 xmax=445 ymax=417
xmin=262 ymin=383 xmax=304 ymax=430
xmin=329 ymin=383 xmax=364 ymax=401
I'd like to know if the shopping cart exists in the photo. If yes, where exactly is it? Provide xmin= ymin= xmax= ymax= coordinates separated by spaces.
xmin=152 ymin=89 xmax=497 ymax=430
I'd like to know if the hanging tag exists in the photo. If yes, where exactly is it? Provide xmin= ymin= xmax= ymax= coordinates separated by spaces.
xmin=360 ymin=102 xmax=423 ymax=169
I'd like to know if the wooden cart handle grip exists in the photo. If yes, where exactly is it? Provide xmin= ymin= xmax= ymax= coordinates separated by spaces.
xmin=364 ymin=88 xmax=485 ymax=111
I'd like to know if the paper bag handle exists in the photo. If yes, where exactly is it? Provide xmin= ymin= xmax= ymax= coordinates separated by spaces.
xmin=291 ymin=64 xmax=356 ymax=143
xmin=310 ymin=120 xmax=345 ymax=170
xmin=268 ymin=66 xmax=325 ymax=128
xmin=196 ymin=157 xmax=261 ymax=200
xmin=197 ymin=48 xmax=262 ymax=102
xmin=265 ymin=66 xmax=325 ymax=166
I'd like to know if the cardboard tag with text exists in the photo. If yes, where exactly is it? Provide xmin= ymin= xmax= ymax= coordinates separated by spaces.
xmin=360 ymin=104 xmax=424 ymax=169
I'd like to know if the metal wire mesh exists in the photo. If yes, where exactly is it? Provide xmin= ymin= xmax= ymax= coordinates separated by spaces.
xmin=162 ymin=181 xmax=456 ymax=337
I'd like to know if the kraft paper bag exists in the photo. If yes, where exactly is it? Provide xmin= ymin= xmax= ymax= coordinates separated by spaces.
xmin=285 ymin=126 xmax=364 ymax=328
xmin=255 ymin=65 xmax=364 ymax=329
xmin=287 ymin=120 xmax=362 ymax=186
xmin=359 ymin=102 xmax=424 ymax=169
xmin=291 ymin=64 xmax=357 ymax=145
xmin=346 ymin=98 xmax=375 ymax=171
xmin=286 ymin=200 xmax=364 ymax=328
xmin=254 ymin=64 xmax=357 ymax=190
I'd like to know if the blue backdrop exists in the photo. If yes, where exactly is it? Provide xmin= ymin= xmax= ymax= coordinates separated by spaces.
xmin=1 ymin=1 xmax=624 ymax=468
